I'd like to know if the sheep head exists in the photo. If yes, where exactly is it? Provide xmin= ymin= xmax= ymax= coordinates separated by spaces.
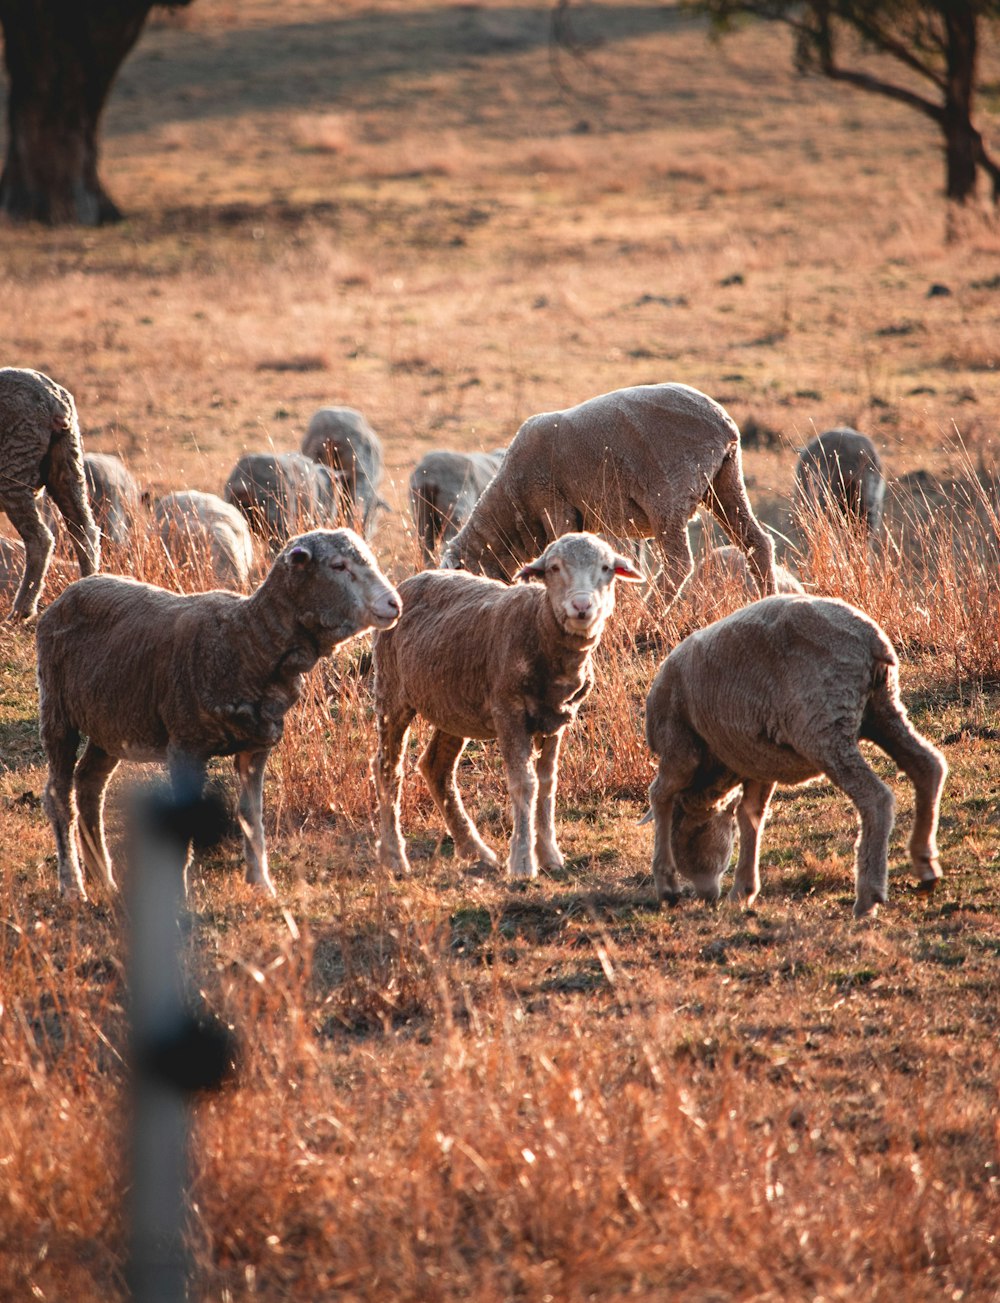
xmin=279 ymin=528 xmax=401 ymax=651
xmin=515 ymin=532 xmax=643 ymax=640
xmin=669 ymin=793 xmax=740 ymax=901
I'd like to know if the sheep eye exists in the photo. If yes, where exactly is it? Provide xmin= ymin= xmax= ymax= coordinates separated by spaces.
xmin=331 ymin=559 xmax=348 ymax=572
xmin=601 ymin=563 xmax=611 ymax=574
xmin=548 ymin=562 xmax=560 ymax=573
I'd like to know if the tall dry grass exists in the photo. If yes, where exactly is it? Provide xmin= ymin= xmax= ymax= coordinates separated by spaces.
xmin=2 ymin=3 xmax=1000 ymax=1297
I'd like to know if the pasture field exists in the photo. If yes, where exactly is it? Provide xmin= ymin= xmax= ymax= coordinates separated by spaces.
xmin=2 ymin=1 xmax=999 ymax=1298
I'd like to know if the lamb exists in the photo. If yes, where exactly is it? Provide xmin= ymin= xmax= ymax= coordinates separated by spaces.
xmin=301 ymin=406 xmax=386 ymax=537
xmin=795 ymin=427 xmax=886 ymax=537
xmin=37 ymin=528 xmax=401 ymax=900
xmin=223 ymin=451 xmax=344 ymax=551
xmin=681 ymin=544 xmax=803 ymax=617
xmin=0 ymin=368 xmax=100 ymax=618
xmin=84 ymin=452 xmax=142 ymax=549
xmin=642 ymin=594 xmax=946 ymax=918
xmin=440 ymin=383 xmax=776 ymax=605
xmin=154 ymin=490 xmax=255 ymax=589
xmin=374 ymin=532 xmax=644 ymax=880
xmin=408 ymin=447 xmax=506 ymax=565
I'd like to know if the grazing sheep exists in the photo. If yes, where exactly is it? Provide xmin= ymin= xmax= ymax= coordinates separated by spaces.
xmin=37 ymin=529 xmax=401 ymax=900
xmin=301 ymin=406 xmax=386 ymax=537
xmin=642 ymin=595 xmax=946 ymax=918
xmin=682 ymin=544 xmax=803 ymax=615
xmin=374 ymin=532 xmax=644 ymax=880
xmin=440 ymin=383 xmax=776 ymax=605
xmin=0 ymin=368 xmax=100 ymax=618
xmin=223 ymin=451 xmax=344 ymax=551
xmin=408 ymin=447 xmax=506 ymax=565
xmin=84 ymin=452 xmax=141 ymax=549
xmin=154 ymin=490 xmax=255 ymax=589
xmin=795 ymin=427 xmax=886 ymax=536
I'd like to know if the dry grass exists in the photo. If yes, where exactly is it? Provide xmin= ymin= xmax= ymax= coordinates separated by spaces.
xmin=2 ymin=2 xmax=1000 ymax=1299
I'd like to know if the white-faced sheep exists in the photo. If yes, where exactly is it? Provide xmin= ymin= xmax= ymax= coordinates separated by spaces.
xmin=408 ymin=447 xmax=506 ymax=565
xmin=37 ymin=529 xmax=401 ymax=900
xmin=681 ymin=544 xmax=802 ymax=619
xmin=154 ymin=490 xmax=256 ymax=589
xmin=374 ymin=532 xmax=644 ymax=880
xmin=0 ymin=368 xmax=100 ymax=618
xmin=224 ymin=451 xmax=344 ymax=551
xmin=795 ymin=427 xmax=886 ymax=537
xmin=642 ymin=595 xmax=946 ymax=918
xmin=301 ymin=406 xmax=386 ymax=537
xmin=440 ymin=383 xmax=776 ymax=605
xmin=84 ymin=452 xmax=142 ymax=550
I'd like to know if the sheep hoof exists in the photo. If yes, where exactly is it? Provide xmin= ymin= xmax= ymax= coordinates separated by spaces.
xmin=853 ymin=898 xmax=883 ymax=920
xmin=379 ymin=855 xmax=410 ymax=876
xmin=728 ymin=887 xmax=759 ymax=910
xmin=657 ymin=889 xmax=681 ymax=909
xmin=535 ymin=851 xmax=565 ymax=873
xmin=464 ymin=846 xmax=498 ymax=871
xmin=913 ymin=856 xmax=942 ymax=886
xmin=507 ymin=856 xmax=538 ymax=881
xmin=912 ymin=876 xmax=938 ymax=894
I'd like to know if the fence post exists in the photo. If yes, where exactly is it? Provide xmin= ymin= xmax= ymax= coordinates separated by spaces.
xmin=126 ymin=784 xmax=233 ymax=1303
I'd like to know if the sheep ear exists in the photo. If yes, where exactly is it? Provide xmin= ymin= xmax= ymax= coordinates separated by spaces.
xmin=285 ymin=544 xmax=313 ymax=568
xmin=613 ymin=555 xmax=645 ymax=582
xmin=516 ymin=559 xmax=546 ymax=583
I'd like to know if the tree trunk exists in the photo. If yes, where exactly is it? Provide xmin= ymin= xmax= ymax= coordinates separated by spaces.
xmin=942 ymin=4 xmax=979 ymax=203
xmin=0 ymin=2 xmax=156 ymax=225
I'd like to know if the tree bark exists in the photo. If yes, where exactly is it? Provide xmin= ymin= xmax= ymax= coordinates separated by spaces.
xmin=942 ymin=5 xmax=980 ymax=202
xmin=0 ymin=1 xmax=163 ymax=225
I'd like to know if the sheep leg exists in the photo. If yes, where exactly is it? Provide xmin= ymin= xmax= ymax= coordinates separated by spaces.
xmin=166 ymin=748 xmax=208 ymax=893
xmin=729 ymin=780 xmax=776 ymax=907
xmin=74 ymin=741 xmax=120 ymax=893
xmin=418 ymin=728 xmax=498 ymax=870
xmin=651 ymin=517 xmax=695 ymax=608
xmin=647 ymin=766 xmax=685 ymax=904
xmin=41 ymin=725 xmax=86 ymax=899
xmin=44 ymin=440 xmax=100 ymax=579
xmin=863 ymin=706 xmax=946 ymax=889
xmin=533 ymin=730 xmax=565 ymax=872
xmin=4 ymin=491 xmax=55 ymax=619
xmin=704 ymin=448 xmax=776 ymax=596
xmin=234 ymin=749 xmax=275 ymax=895
xmin=823 ymin=747 xmax=896 ymax=918
xmin=374 ymin=708 xmax=415 ymax=873
xmin=497 ymin=727 xmax=539 ymax=880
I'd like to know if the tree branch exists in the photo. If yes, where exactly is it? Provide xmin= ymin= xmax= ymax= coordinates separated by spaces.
xmin=817 ymin=60 xmax=945 ymax=123
xmin=845 ymin=16 xmax=947 ymax=93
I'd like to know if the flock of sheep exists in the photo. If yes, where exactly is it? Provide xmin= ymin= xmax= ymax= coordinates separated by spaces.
xmin=1 ymin=365 xmax=946 ymax=918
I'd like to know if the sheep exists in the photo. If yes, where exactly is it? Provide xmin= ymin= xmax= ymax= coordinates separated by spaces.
xmin=408 ymin=447 xmax=506 ymax=565
xmin=795 ymin=427 xmax=886 ymax=537
xmin=373 ymin=532 xmax=644 ymax=880
xmin=154 ymin=490 xmax=255 ymax=589
xmin=36 ymin=528 xmax=401 ymax=900
xmin=223 ymin=451 xmax=344 ymax=551
xmin=642 ymin=594 xmax=946 ymax=918
xmin=0 ymin=367 xmax=100 ymax=618
xmin=440 ymin=383 xmax=776 ymax=605
xmin=84 ymin=452 xmax=141 ymax=549
xmin=681 ymin=544 xmax=803 ymax=618
xmin=301 ymin=406 xmax=386 ymax=537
